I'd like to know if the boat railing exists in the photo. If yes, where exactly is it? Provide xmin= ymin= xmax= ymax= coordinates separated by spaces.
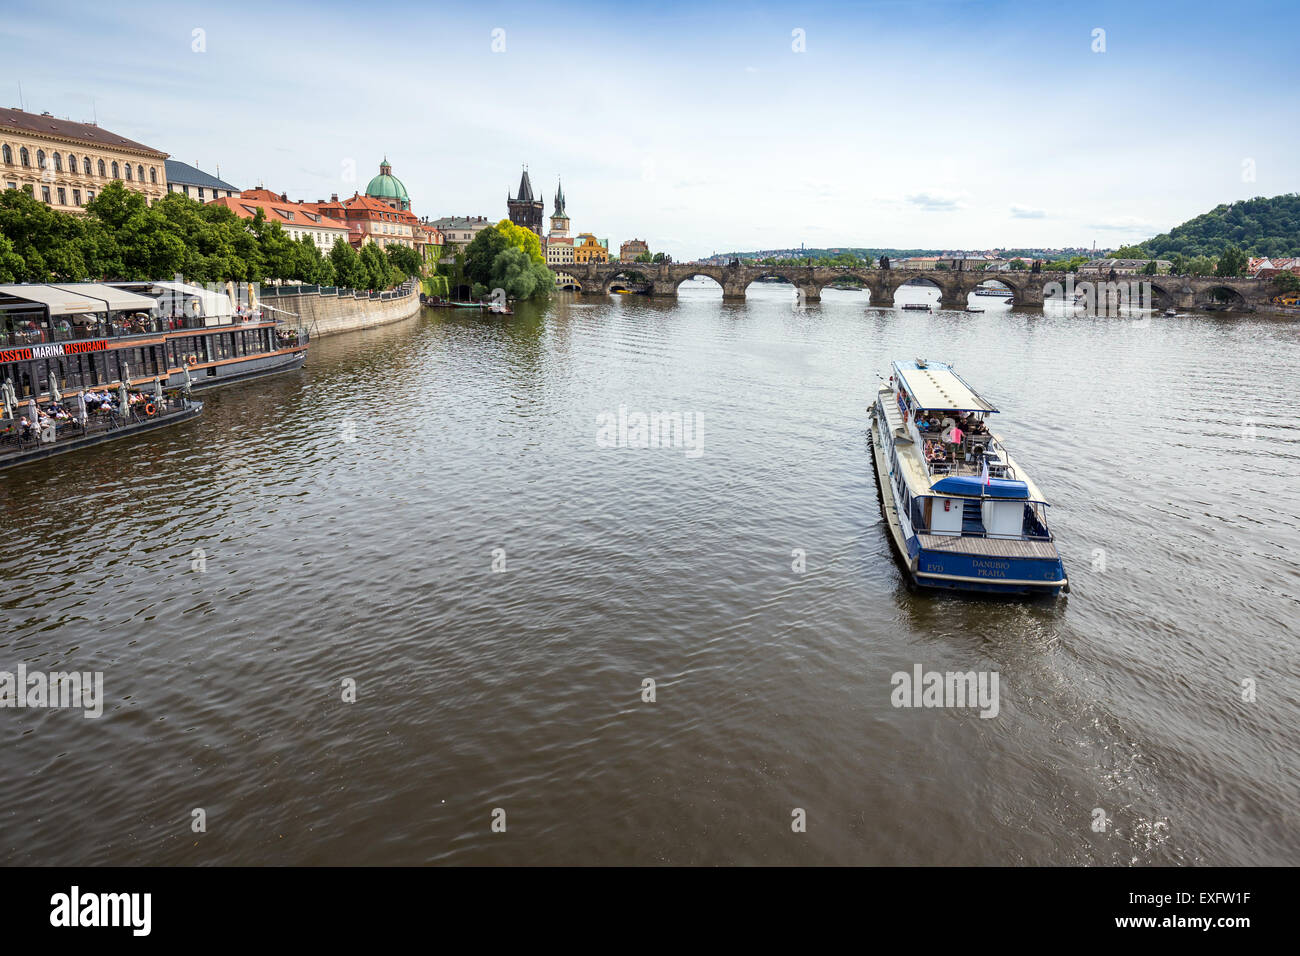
xmin=3 ymin=312 xmax=274 ymax=347
xmin=0 ymin=395 xmax=192 ymax=454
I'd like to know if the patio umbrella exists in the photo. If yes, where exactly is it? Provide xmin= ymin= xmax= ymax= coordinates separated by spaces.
xmin=1 ymin=381 xmax=11 ymax=421
xmin=153 ymin=377 xmax=164 ymax=412
xmin=118 ymin=380 xmax=129 ymax=418
xmin=50 ymin=376 xmax=61 ymax=404
xmin=27 ymin=400 xmax=39 ymax=437
xmin=77 ymin=391 xmax=88 ymax=425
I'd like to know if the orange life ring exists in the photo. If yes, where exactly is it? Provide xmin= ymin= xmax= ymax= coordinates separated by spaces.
xmin=145 ymin=403 xmax=156 ymax=416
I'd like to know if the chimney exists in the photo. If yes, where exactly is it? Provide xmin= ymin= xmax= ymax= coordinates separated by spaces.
xmin=331 ymin=193 xmax=338 ymax=202
xmin=280 ymin=192 xmax=288 ymax=202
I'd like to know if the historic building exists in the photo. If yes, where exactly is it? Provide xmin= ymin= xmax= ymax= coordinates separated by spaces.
xmin=507 ymin=167 xmax=545 ymax=236
xmin=208 ymin=188 xmax=349 ymax=252
xmin=429 ymin=215 xmax=493 ymax=246
xmin=165 ymin=159 xmax=239 ymax=201
xmin=544 ymin=180 xmax=574 ymax=267
xmin=308 ymin=192 xmax=420 ymax=250
xmin=574 ymin=232 xmax=609 ymax=264
xmin=620 ymin=239 xmax=649 ymax=261
xmin=548 ymin=179 xmax=569 ymax=238
xmin=416 ymin=221 xmax=445 ymax=265
xmin=0 ymin=106 xmax=167 ymax=211
xmin=365 ymin=157 xmax=411 ymax=212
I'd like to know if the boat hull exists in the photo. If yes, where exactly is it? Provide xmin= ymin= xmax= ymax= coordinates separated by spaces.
xmin=184 ymin=350 xmax=307 ymax=391
xmin=870 ymin=400 xmax=1067 ymax=597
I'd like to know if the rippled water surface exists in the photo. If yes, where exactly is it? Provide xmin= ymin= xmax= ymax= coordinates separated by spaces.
xmin=2 ymin=284 xmax=1297 ymax=865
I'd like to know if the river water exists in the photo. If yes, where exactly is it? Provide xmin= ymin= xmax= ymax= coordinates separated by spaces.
xmin=1 ymin=282 xmax=1296 ymax=865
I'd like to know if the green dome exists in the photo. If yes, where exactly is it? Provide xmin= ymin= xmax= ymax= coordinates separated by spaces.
xmin=365 ymin=158 xmax=409 ymax=204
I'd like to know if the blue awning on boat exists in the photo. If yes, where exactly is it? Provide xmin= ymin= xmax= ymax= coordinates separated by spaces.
xmin=931 ymin=476 xmax=1030 ymax=499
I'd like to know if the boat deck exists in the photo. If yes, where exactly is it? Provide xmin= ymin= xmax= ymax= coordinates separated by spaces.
xmin=917 ymin=533 xmax=1060 ymax=559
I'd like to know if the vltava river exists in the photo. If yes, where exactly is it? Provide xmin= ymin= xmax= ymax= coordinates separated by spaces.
xmin=1 ymin=282 xmax=1296 ymax=865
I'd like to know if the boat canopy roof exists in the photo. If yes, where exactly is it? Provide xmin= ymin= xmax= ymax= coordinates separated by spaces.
xmin=0 ymin=284 xmax=110 ymax=315
xmin=143 ymin=280 xmax=234 ymax=318
xmin=48 ymin=283 xmax=158 ymax=313
xmin=893 ymin=359 xmax=998 ymax=413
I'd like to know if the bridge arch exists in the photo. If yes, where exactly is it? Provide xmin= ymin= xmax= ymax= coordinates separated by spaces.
xmin=1195 ymin=284 xmax=1249 ymax=309
xmin=676 ymin=272 xmax=724 ymax=294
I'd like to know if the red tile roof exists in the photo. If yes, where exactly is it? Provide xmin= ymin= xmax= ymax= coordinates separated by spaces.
xmin=207 ymin=193 xmax=348 ymax=231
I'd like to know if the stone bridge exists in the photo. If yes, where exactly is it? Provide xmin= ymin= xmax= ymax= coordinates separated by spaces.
xmin=556 ymin=262 xmax=1277 ymax=310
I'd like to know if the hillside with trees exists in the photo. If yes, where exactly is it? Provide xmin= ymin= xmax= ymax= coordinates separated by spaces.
xmin=1141 ymin=194 xmax=1300 ymax=259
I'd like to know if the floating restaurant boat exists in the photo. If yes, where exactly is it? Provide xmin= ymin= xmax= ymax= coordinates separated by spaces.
xmin=901 ymin=302 xmax=933 ymax=311
xmin=974 ymin=288 xmax=1014 ymax=297
xmin=870 ymin=358 xmax=1068 ymax=596
xmin=0 ymin=280 xmax=308 ymax=469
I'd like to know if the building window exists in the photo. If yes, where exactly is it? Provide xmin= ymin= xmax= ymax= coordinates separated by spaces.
xmin=124 ymin=164 xmax=133 ymax=181
xmin=150 ymin=167 xmax=157 ymax=184
xmin=137 ymin=164 xmax=144 ymax=181
xmin=36 ymin=149 xmax=46 ymax=170
xmin=98 ymin=159 xmax=106 ymax=177
xmin=83 ymin=156 xmax=92 ymax=175
xmin=67 ymin=153 xmax=76 ymax=171
xmin=1 ymin=144 xmax=10 ymax=164
xmin=198 ymin=187 xmax=205 ymax=200
xmin=87 ymin=190 xmax=95 ymax=201
xmin=5 ymin=182 xmax=15 ymax=190
xmin=183 ymin=185 xmax=190 ymax=197
xmin=41 ymin=185 xmax=50 ymax=203
xmin=20 ymin=147 xmax=29 ymax=166
xmin=57 ymin=187 xmax=66 ymax=205
xmin=73 ymin=189 xmax=81 ymax=205
xmin=111 ymin=161 xmax=119 ymax=178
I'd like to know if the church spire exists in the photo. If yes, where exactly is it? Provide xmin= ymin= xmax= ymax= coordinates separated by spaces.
xmin=553 ymin=177 xmax=566 ymax=218
xmin=515 ymin=165 xmax=534 ymax=202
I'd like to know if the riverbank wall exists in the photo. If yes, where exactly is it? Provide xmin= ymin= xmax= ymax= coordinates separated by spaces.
xmin=259 ymin=284 xmax=421 ymax=337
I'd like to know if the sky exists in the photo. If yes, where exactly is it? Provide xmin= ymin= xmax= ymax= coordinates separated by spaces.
xmin=2 ymin=0 xmax=1297 ymax=260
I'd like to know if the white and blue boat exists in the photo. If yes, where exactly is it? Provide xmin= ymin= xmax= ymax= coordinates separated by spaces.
xmin=870 ymin=359 xmax=1068 ymax=596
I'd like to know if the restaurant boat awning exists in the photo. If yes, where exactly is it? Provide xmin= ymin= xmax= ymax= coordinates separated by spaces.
xmin=47 ymin=283 xmax=158 ymax=313
xmin=0 ymin=284 xmax=110 ymax=316
xmin=144 ymin=280 xmax=234 ymax=318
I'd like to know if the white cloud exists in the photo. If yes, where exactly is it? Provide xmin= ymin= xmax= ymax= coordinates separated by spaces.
xmin=1010 ymin=204 xmax=1047 ymax=219
xmin=905 ymin=191 xmax=967 ymax=211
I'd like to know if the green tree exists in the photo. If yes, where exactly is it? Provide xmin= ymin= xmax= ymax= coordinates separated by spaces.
xmin=464 ymin=225 xmax=509 ymax=286
xmin=1216 ymin=243 xmax=1247 ymax=277
xmin=1142 ymin=260 xmax=1159 ymax=276
xmin=329 ymin=239 xmax=368 ymax=289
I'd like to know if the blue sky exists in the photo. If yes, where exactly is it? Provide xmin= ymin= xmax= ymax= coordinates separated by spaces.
xmin=3 ymin=0 xmax=1297 ymax=258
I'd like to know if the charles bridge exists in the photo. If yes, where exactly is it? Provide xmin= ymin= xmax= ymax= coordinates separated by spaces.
xmin=554 ymin=261 xmax=1276 ymax=310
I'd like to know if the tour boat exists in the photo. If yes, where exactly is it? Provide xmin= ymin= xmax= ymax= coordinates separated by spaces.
xmin=1 ymin=280 xmax=308 ymax=469
xmin=870 ymin=359 xmax=1068 ymax=596
xmin=974 ymin=288 xmax=1013 ymax=297
xmin=965 ymin=306 xmax=985 ymax=313
xmin=901 ymin=303 xmax=933 ymax=311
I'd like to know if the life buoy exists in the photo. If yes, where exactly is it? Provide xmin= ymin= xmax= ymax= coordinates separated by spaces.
xmin=187 ymin=354 xmax=198 ymax=366
xmin=145 ymin=403 xmax=156 ymax=416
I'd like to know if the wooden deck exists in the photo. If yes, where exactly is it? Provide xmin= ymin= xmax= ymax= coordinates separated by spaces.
xmin=917 ymin=533 xmax=1060 ymax=559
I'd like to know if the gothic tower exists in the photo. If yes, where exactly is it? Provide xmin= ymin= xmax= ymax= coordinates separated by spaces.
xmin=507 ymin=166 xmax=545 ymax=236
xmin=549 ymin=178 xmax=569 ymax=238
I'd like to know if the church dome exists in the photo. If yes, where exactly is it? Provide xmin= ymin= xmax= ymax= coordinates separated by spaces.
xmin=366 ymin=158 xmax=409 ymax=204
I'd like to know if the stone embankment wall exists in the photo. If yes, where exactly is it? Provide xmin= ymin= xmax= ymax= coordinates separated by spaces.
xmin=260 ymin=288 xmax=420 ymax=337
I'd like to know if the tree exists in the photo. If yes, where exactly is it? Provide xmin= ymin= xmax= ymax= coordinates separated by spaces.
xmin=1142 ymin=260 xmax=1159 ymax=276
xmin=1216 ymin=243 xmax=1247 ymax=277
xmin=385 ymin=244 xmax=422 ymax=280
xmin=1112 ymin=244 xmax=1148 ymax=259
xmin=651 ymin=251 xmax=670 ymax=263
xmin=1272 ymin=271 xmax=1300 ymax=294
xmin=464 ymin=225 xmax=509 ymax=286
xmin=329 ymin=238 xmax=368 ymax=289
xmin=634 ymin=252 xmax=653 ymax=263
xmin=1010 ymin=259 xmax=1027 ymax=271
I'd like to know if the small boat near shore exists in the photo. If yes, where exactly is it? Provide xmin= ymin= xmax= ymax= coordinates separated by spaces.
xmin=870 ymin=358 xmax=1068 ymax=596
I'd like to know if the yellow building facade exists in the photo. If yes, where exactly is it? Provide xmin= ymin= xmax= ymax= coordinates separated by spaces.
xmin=0 ymin=107 xmax=168 ymax=212
xmin=574 ymin=233 xmax=609 ymax=263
